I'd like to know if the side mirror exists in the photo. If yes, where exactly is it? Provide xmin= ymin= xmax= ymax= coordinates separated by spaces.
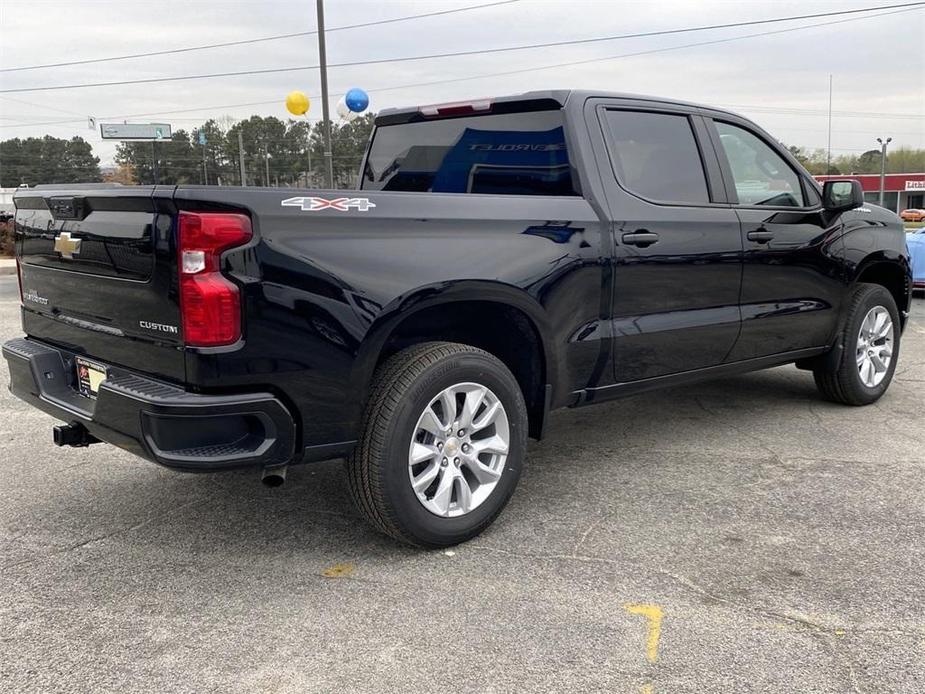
xmin=823 ymin=179 xmax=864 ymax=212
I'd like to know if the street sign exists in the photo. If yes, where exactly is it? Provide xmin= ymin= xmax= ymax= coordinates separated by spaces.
xmin=99 ymin=123 xmax=172 ymax=141
xmin=198 ymin=131 xmax=207 ymax=146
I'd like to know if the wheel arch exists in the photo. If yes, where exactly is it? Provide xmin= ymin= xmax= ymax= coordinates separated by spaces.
xmin=852 ymin=255 xmax=912 ymax=327
xmin=349 ymin=281 xmax=560 ymax=440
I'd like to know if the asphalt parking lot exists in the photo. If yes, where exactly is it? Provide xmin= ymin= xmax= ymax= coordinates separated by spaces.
xmin=1 ymin=274 xmax=923 ymax=693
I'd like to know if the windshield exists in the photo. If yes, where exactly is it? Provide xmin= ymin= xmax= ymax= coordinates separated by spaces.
xmin=361 ymin=110 xmax=578 ymax=196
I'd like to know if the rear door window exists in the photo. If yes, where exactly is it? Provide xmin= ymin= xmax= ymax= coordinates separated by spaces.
xmin=361 ymin=110 xmax=577 ymax=196
xmin=714 ymin=121 xmax=806 ymax=207
xmin=601 ymin=110 xmax=711 ymax=205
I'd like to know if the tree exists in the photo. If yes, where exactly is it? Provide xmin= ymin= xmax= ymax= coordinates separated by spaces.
xmin=788 ymin=145 xmax=809 ymax=166
xmin=65 ymin=137 xmax=102 ymax=182
xmin=304 ymin=113 xmax=376 ymax=188
xmin=0 ymin=135 xmax=101 ymax=186
xmin=225 ymin=116 xmax=291 ymax=186
xmin=281 ymin=120 xmax=313 ymax=186
xmin=886 ymin=147 xmax=925 ymax=174
xmin=856 ymin=149 xmax=883 ymax=174
xmin=332 ymin=113 xmax=376 ymax=187
xmin=0 ymin=138 xmax=27 ymax=186
xmin=216 ymin=114 xmax=374 ymax=187
xmin=115 ymin=130 xmax=201 ymax=185
xmin=102 ymin=162 xmax=137 ymax=184
xmin=193 ymin=120 xmax=234 ymax=186
xmin=787 ymin=146 xmax=835 ymax=175
xmin=3 ymin=114 xmax=375 ymax=188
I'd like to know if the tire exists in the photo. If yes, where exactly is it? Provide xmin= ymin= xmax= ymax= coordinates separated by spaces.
xmin=813 ymin=283 xmax=901 ymax=406
xmin=345 ymin=341 xmax=528 ymax=548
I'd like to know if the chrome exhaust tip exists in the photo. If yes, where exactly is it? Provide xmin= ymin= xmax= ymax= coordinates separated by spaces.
xmin=261 ymin=464 xmax=287 ymax=487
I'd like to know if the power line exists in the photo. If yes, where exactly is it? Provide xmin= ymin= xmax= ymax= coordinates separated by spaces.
xmin=0 ymin=94 xmax=88 ymax=118
xmin=8 ymin=97 xmax=922 ymax=139
xmin=768 ymin=125 xmax=924 ymax=136
xmin=7 ymin=96 xmax=923 ymax=131
xmin=714 ymin=102 xmax=925 ymax=119
xmin=0 ymin=1 xmax=522 ymax=73
xmin=2 ymin=6 xmax=923 ymax=129
xmin=2 ymin=2 xmax=922 ymax=94
xmin=4 ymin=0 xmax=921 ymax=76
xmin=353 ymin=6 xmax=925 ymax=116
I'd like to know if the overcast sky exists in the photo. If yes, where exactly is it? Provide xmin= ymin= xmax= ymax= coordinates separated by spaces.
xmin=1 ymin=0 xmax=923 ymax=167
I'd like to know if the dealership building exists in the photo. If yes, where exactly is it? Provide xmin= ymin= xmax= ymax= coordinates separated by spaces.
xmin=815 ymin=173 xmax=925 ymax=213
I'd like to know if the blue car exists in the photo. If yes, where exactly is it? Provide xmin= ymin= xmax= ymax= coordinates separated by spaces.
xmin=908 ymin=229 xmax=925 ymax=292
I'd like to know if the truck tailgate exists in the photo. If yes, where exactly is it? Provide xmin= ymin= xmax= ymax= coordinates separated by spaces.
xmin=15 ymin=185 xmax=186 ymax=383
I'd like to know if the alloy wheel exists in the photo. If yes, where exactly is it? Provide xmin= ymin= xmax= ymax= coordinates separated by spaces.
xmin=408 ymin=382 xmax=510 ymax=517
xmin=856 ymin=306 xmax=894 ymax=388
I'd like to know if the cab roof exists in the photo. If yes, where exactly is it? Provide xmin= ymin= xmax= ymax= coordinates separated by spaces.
xmin=374 ymin=89 xmax=745 ymax=125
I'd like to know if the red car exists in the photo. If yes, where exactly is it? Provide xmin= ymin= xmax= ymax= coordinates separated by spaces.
xmin=900 ymin=208 xmax=925 ymax=222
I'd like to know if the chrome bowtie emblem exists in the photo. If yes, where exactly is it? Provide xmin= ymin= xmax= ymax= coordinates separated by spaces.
xmin=53 ymin=231 xmax=82 ymax=259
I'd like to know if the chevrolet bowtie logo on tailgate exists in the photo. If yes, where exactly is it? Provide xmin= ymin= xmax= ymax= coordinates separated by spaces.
xmin=53 ymin=232 xmax=82 ymax=259
xmin=281 ymin=196 xmax=376 ymax=212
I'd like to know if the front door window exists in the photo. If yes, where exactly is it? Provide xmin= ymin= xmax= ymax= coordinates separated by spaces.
xmin=715 ymin=121 xmax=805 ymax=208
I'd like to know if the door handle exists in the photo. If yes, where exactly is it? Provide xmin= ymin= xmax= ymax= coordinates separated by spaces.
xmin=747 ymin=229 xmax=775 ymax=243
xmin=621 ymin=231 xmax=659 ymax=247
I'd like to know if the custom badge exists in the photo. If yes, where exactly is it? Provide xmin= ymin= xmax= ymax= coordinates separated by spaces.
xmin=281 ymin=196 xmax=376 ymax=212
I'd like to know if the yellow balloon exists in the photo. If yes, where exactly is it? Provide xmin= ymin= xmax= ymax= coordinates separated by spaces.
xmin=285 ymin=91 xmax=310 ymax=116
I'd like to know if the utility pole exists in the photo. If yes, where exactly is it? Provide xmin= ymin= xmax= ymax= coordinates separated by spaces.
xmin=826 ymin=74 xmax=832 ymax=175
xmin=264 ymin=144 xmax=270 ymax=187
xmin=316 ymin=0 xmax=334 ymax=189
xmin=238 ymin=130 xmax=246 ymax=186
xmin=876 ymin=136 xmax=891 ymax=208
xmin=201 ymin=135 xmax=208 ymax=185
xmin=151 ymin=141 xmax=160 ymax=185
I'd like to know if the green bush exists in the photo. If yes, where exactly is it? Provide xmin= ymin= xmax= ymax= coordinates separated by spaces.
xmin=0 ymin=220 xmax=14 ymax=257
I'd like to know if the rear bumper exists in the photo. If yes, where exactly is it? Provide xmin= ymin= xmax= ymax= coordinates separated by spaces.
xmin=2 ymin=337 xmax=296 ymax=471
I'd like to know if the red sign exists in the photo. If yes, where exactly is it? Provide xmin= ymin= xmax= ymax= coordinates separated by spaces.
xmin=814 ymin=173 xmax=925 ymax=193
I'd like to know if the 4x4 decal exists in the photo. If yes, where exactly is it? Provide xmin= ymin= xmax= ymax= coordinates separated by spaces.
xmin=281 ymin=196 xmax=377 ymax=212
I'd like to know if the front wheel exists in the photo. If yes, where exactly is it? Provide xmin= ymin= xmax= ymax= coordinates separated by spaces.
xmin=345 ymin=342 xmax=527 ymax=548
xmin=813 ymin=283 xmax=901 ymax=405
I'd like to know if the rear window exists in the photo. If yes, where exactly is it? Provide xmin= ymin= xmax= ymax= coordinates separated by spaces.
xmin=361 ymin=110 xmax=578 ymax=196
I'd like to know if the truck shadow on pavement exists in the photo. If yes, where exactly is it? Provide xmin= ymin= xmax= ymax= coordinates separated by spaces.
xmin=9 ymin=363 xmax=862 ymax=560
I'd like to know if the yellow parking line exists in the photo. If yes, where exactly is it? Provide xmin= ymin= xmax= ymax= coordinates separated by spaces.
xmin=624 ymin=603 xmax=663 ymax=663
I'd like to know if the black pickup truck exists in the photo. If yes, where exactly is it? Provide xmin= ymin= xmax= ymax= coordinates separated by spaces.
xmin=3 ymin=90 xmax=912 ymax=547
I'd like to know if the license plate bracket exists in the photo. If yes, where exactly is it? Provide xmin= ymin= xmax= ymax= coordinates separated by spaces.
xmin=75 ymin=357 xmax=108 ymax=398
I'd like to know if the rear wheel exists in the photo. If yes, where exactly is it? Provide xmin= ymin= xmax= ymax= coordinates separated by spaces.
xmin=345 ymin=341 xmax=527 ymax=547
xmin=813 ymin=283 xmax=900 ymax=405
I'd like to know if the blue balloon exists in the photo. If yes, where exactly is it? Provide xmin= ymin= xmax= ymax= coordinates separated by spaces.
xmin=344 ymin=88 xmax=369 ymax=113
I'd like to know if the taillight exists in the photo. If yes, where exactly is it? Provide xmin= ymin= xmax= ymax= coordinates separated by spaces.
xmin=177 ymin=211 xmax=252 ymax=347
